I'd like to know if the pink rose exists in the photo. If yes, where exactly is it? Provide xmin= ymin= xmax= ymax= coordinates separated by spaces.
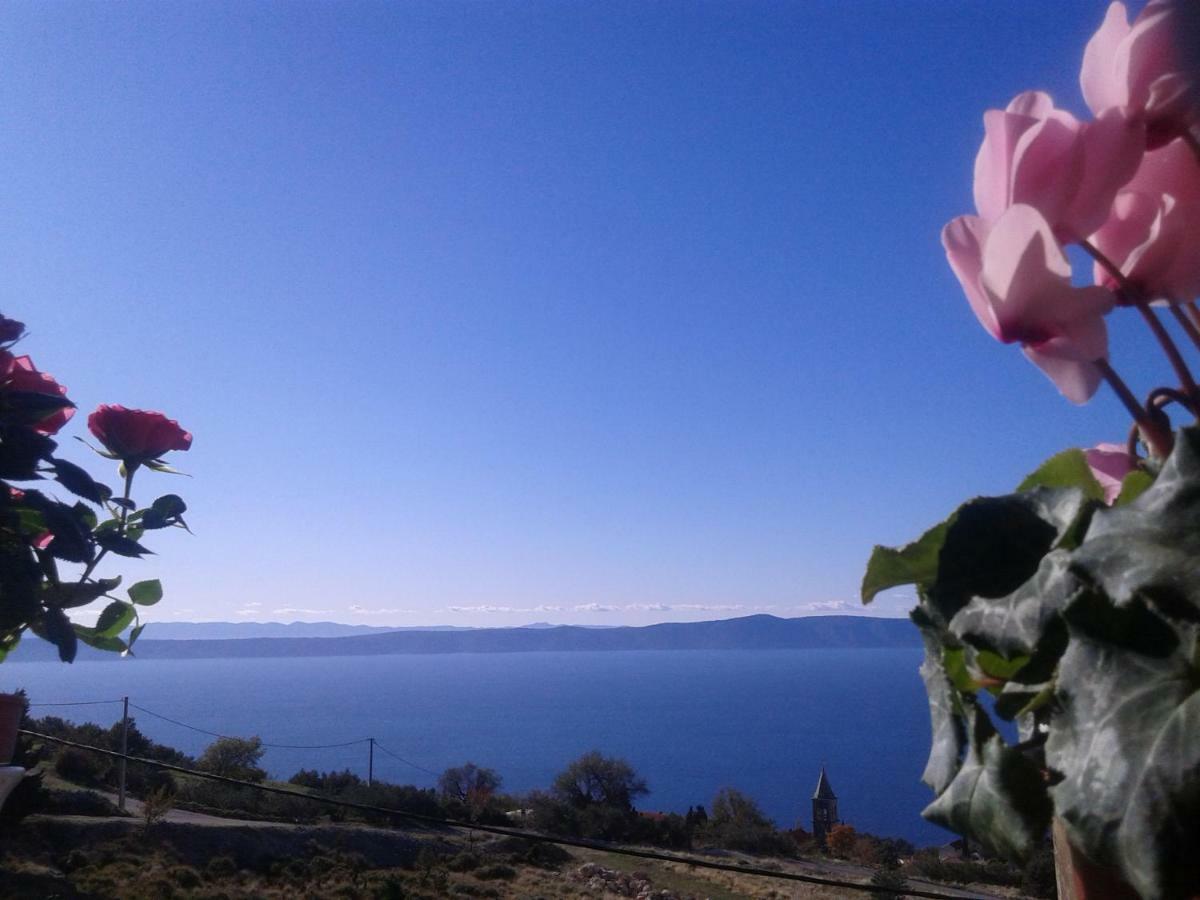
xmin=87 ymin=404 xmax=192 ymax=466
xmin=943 ymin=205 xmax=1117 ymax=403
xmin=1090 ymin=138 xmax=1200 ymax=302
xmin=1082 ymin=1 xmax=1200 ymax=147
xmin=973 ymin=91 xmax=1144 ymax=241
xmin=1085 ymin=442 xmax=1138 ymax=504
xmin=0 ymin=351 xmax=75 ymax=435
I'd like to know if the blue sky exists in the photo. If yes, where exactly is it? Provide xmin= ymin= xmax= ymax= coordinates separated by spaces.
xmin=1 ymin=1 xmax=1171 ymax=626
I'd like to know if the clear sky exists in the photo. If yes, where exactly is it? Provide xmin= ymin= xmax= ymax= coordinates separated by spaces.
xmin=1 ymin=1 xmax=1170 ymax=627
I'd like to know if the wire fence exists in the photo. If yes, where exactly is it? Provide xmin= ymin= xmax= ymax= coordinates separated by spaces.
xmin=27 ymin=696 xmax=438 ymax=777
xmin=16 ymin=727 xmax=980 ymax=900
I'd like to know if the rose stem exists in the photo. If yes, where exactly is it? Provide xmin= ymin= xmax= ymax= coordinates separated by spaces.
xmin=77 ymin=466 xmax=136 ymax=586
xmin=1096 ymin=358 xmax=1174 ymax=457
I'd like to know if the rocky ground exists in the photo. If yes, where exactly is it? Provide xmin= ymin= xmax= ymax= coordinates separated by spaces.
xmin=0 ymin=782 xmax=1027 ymax=899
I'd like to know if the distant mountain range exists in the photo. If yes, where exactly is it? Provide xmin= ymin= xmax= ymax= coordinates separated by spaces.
xmin=8 ymin=615 xmax=918 ymax=662
xmin=139 ymin=621 xmax=477 ymax=640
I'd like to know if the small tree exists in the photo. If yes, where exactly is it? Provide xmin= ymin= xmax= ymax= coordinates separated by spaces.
xmin=438 ymin=762 xmax=501 ymax=810
xmin=551 ymin=751 xmax=647 ymax=811
xmin=706 ymin=787 xmax=785 ymax=854
xmin=826 ymin=823 xmax=857 ymax=858
xmin=196 ymin=736 xmax=266 ymax=783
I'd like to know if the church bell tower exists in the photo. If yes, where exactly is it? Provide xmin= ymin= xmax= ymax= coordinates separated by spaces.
xmin=811 ymin=766 xmax=839 ymax=847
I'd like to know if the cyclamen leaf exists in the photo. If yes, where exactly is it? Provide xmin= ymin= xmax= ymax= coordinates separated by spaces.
xmin=1115 ymin=469 xmax=1154 ymax=506
xmin=929 ymin=488 xmax=1089 ymax=624
xmin=950 ymin=550 xmax=1083 ymax=659
xmin=913 ymin=620 xmax=966 ymax=795
xmin=862 ymin=520 xmax=950 ymax=604
xmin=1047 ymin=595 xmax=1200 ymax=900
xmin=1017 ymin=448 xmax=1106 ymax=502
xmin=923 ymin=703 xmax=1051 ymax=861
xmin=1070 ymin=426 xmax=1200 ymax=623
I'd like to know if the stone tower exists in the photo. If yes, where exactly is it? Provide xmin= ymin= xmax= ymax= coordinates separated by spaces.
xmin=811 ymin=766 xmax=839 ymax=847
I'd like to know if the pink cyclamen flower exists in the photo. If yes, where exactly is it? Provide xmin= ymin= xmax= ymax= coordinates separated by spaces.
xmin=943 ymin=204 xmax=1117 ymax=404
xmin=1082 ymin=1 xmax=1200 ymax=147
xmin=1090 ymin=138 xmax=1200 ymax=302
xmin=0 ymin=351 xmax=74 ymax=435
xmin=1085 ymin=442 xmax=1138 ymax=504
xmin=973 ymin=91 xmax=1144 ymax=242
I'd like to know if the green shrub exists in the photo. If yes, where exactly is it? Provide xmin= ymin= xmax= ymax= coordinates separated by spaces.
xmin=54 ymin=746 xmax=108 ymax=784
xmin=205 ymin=855 xmax=238 ymax=878
xmin=447 ymin=851 xmax=481 ymax=872
xmin=473 ymin=863 xmax=516 ymax=881
xmin=43 ymin=788 xmax=122 ymax=817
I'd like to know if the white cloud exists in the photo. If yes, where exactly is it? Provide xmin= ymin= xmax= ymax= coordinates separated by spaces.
xmin=348 ymin=605 xmax=413 ymax=616
xmin=624 ymin=603 xmax=673 ymax=612
xmin=673 ymin=604 xmax=747 ymax=612
xmin=573 ymin=603 xmax=618 ymax=613
xmin=272 ymin=607 xmax=333 ymax=616
xmin=797 ymin=600 xmax=856 ymax=612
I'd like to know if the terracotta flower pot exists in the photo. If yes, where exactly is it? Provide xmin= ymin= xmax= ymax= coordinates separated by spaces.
xmin=0 ymin=693 xmax=23 ymax=765
xmin=1053 ymin=819 xmax=1141 ymax=900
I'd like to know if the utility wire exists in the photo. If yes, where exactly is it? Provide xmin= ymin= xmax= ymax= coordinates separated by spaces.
xmin=373 ymin=740 xmax=441 ymax=778
xmin=28 ymin=700 xmax=123 ymax=708
xmin=18 ymin=729 xmax=981 ymax=900
xmin=129 ymin=703 xmax=370 ymax=750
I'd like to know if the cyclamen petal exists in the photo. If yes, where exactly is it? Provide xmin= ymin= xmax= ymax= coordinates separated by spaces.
xmin=1090 ymin=138 xmax=1200 ymax=301
xmin=971 ymin=92 xmax=1139 ymax=240
xmin=942 ymin=216 xmax=999 ymax=339
xmin=1063 ymin=107 xmax=1146 ymax=239
xmin=1085 ymin=442 xmax=1138 ymax=504
xmin=1082 ymin=0 xmax=1200 ymax=144
xmin=1082 ymin=3 xmax=1133 ymax=113
xmin=944 ymin=205 xmax=1115 ymax=404
xmin=1022 ymin=315 xmax=1109 ymax=405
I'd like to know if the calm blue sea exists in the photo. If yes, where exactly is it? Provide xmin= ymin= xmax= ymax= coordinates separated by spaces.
xmin=3 ymin=649 xmax=954 ymax=846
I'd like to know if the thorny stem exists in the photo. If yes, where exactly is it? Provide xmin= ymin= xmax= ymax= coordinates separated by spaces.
xmin=1096 ymin=358 xmax=1174 ymax=458
xmin=77 ymin=466 xmax=135 ymax=586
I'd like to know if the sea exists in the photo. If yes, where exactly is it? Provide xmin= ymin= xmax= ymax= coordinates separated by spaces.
xmin=3 ymin=648 xmax=955 ymax=847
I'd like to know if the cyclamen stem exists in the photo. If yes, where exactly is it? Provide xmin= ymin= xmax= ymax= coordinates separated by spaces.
xmin=1135 ymin=302 xmax=1200 ymax=409
xmin=1168 ymin=304 xmax=1200 ymax=354
xmin=1096 ymin=359 xmax=1173 ymax=458
xmin=1183 ymin=130 xmax=1200 ymax=167
xmin=1078 ymin=238 xmax=1134 ymax=297
xmin=1186 ymin=301 xmax=1200 ymax=338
